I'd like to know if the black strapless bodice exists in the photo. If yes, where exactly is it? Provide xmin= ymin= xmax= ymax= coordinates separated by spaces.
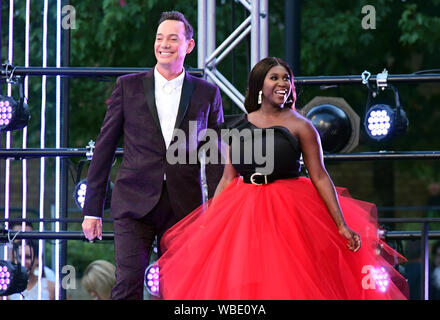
xmin=220 ymin=114 xmax=302 ymax=178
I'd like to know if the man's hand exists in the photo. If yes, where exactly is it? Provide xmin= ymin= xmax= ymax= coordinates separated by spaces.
xmin=82 ymin=217 xmax=102 ymax=242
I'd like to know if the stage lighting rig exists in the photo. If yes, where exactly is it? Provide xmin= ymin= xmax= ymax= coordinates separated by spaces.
xmin=74 ymin=178 xmax=88 ymax=209
xmin=145 ymin=263 xmax=160 ymax=297
xmin=362 ymin=69 xmax=408 ymax=141
xmin=0 ymin=261 xmax=29 ymax=296
xmin=73 ymin=142 xmax=113 ymax=210
xmin=0 ymin=226 xmax=29 ymax=296
xmin=0 ymin=225 xmax=29 ymax=296
xmin=0 ymin=71 xmax=30 ymax=132
xmin=73 ymin=179 xmax=113 ymax=210
xmin=301 ymin=96 xmax=360 ymax=153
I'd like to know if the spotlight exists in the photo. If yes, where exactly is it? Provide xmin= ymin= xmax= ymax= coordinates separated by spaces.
xmin=362 ymin=70 xmax=408 ymax=141
xmin=0 ymin=95 xmax=30 ymax=132
xmin=0 ymin=77 xmax=30 ymax=132
xmin=370 ymin=266 xmax=390 ymax=293
xmin=0 ymin=98 xmax=14 ymax=127
xmin=301 ymin=96 xmax=360 ymax=153
xmin=74 ymin=179 xmax=88 ymax=209
xmin=144 ymin=263 xmax=160 ymax=296
xmin=73 ymin=178 xmax=113 ymax=210
xmin=364 ymin=91 xmax=408 ymax=141
xmin=0 ymin=261 xmax=29 ymax=296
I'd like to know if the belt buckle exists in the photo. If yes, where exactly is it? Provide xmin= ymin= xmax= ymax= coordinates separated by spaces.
xmin=250 ymin=172 xmax=267 ymax=185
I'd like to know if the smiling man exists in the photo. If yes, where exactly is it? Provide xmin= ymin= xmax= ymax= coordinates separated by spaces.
xmin=81 ymin=11 xmax=224 ymax=300
xmin=154 ymin=16 xmax=195 ymax=80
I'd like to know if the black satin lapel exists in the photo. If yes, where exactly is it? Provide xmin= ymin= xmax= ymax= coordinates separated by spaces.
xmin=174 ymin=75 xmax=195 ymax=130
xmin=142 ymin=76 xmax=161 ymax=132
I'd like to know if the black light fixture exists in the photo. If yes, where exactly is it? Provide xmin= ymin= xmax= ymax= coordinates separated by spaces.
xmin=362 ymin=69 xmax=409 ymax=141
xmin=73 ymin=178 xmax=113 ymax=210
xmin=74 ymin=178 xmax=88 ymax=209
xmin=0 ymin=77 xmax=30 ymax=132
xmin=144 ymin=263 xmax=160 ymax=297
xmin=363 ymin=85 xmax=408 ymax=141
xmin=73 ymin=142 xmax=113 ymax=210
xmin=301 ymin=96 xmax=360 ymax=153
xmin=0 ymin=260 xmax=28 ymax=296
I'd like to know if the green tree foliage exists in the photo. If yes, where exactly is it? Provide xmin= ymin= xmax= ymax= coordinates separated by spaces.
xmin=295 ymin=0 xmax=440 ymax=149
xmin=68 ymin=0 xmax=199 ymax=147
xmin=4 ymin=0 xmax=438 ymax=150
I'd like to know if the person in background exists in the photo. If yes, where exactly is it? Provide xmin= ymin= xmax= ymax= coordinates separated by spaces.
xmin=81 ymin=260 xmax=116 ymax=300
xmin=8 ymin=221 xmax=55 ymax=282
xmin=8 ymin=240 xmax=55 ymax=300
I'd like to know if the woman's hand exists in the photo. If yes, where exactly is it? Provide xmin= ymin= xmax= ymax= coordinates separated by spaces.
xmin=338 ymin=225 xmax=361 ymax=252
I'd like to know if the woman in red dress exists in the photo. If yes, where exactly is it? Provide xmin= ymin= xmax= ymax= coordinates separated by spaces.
xmin=157 ymin=57 xmax=409 ymax=300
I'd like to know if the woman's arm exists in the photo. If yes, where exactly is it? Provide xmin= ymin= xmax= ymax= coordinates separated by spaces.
xmin=213 ymin=145 xmax=239 ymax=198
xmin=297 ymin=118 xmax=361 ymax=252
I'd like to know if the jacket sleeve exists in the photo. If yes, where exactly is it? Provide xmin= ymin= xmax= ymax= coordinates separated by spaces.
xmin=205 ymin=85 xmax=225 ymax=199
xmin=82 ymin=77 xmax=124 ymax=218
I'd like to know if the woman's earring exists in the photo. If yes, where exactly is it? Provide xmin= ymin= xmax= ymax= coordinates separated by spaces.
xmin=258 ymin=90 xmax=262 ymax=105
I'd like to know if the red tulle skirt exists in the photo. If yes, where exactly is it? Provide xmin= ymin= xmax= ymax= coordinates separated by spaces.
xmin=158 ymin=176 xmax=409 ymax=300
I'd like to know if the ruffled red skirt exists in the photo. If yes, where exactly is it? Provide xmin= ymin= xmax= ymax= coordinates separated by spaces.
xmin=158 ymin=177 xmax=409 ymax=300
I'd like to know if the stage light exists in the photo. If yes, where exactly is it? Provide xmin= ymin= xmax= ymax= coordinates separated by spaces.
xmin=74 ymin=179 xmax=88 ymax=209
xmin=301 ymin=96 xmax=360 ymax=153
xmin=73 ymin=179 xmax=113 ymax=210
xmin=364 ymin=103 xmax=408 ymax=141
xmin=362 ymin=70 xmax=408 ymax=141
xmin=144 ymin=263 xmax=160 ymax=296
xmin=0 ymin=261 xmax=28 ymax=296
xmin=0 ymin=95 xmax=30 ymax=132
xmin=370 ymin=266 xmax=390 ymax=293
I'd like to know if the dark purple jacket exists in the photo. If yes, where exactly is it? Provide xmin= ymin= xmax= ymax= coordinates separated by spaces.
xmin=82 ymin=69 xmax=224 ymax=220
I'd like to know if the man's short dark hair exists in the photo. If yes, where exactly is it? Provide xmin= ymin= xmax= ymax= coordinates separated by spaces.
xmin=158 ymin=11 xmax=194 ymax=40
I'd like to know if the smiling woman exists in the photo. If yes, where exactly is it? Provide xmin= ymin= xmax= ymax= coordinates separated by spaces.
xmin=156 ymin=57 xmax=409 ymax=300
xmin=261 ymin=65 xmax=292 ymax=107
xmin=244 ymin=57 xmax=296 ymax=114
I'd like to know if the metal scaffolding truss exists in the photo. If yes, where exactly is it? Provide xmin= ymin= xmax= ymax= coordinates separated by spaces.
xmin=197 ymin=0 xmax=268 ymax=111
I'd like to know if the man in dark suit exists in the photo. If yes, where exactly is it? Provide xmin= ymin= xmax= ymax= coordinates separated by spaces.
xmin=82 ymin=11 xmax=224 ymax=300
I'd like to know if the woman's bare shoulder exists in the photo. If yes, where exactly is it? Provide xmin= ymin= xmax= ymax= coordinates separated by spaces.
xmin=286 ymin=110 xmax=315 ymax=133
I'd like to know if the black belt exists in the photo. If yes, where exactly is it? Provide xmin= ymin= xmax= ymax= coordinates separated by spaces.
xmin=242 ymin=172 xmax=296 ymax=185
